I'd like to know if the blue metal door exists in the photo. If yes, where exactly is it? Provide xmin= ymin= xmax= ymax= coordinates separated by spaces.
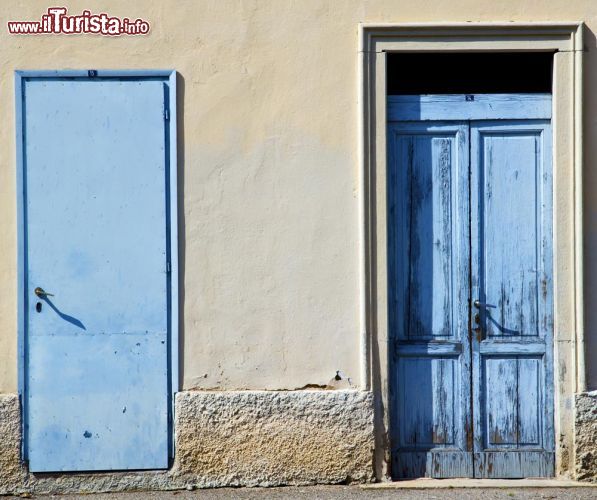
xmin=21 ymin=76 xmax=171 ymax=471
xmin=387 ymin=95 xmax=554 ymax=478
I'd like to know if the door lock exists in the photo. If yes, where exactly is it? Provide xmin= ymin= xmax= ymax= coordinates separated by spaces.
xmin=473 ymin=300 xmax=491 ymax=341
xmin=34 ymin=287 xmax=54 ymax=298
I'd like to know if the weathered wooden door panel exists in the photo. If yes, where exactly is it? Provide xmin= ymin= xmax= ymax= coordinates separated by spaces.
xmin=388 ymin=96 xmax=554 ymax=479
xmin=473 ymin=451 xmax=554 ymax=478
xmin=470 ymin=121 xmax=554 ymax=478
xmin=388 ymin=122 xmax=472 ymax=478
xmin=23 ymin=78 xmax=170 ymax=471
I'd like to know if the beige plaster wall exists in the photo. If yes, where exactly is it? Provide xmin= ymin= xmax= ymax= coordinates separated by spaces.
xmin=0 ymin=0 xmax=596 ymax=393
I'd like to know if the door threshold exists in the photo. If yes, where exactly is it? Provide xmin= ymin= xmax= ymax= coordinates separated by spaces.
xmin=361 ymin=479 xmax=596 ymax=489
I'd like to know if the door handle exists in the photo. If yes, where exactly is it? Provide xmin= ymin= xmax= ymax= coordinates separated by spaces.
xmin=473 ymin=300 xmax=495 ymax=308
xmin=34 ymin=287 xmax=54 ymax=298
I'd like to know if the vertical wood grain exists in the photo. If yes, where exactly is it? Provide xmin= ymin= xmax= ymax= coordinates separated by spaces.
xmin=471 ymin=118 xmax=553 ymax=478
xmin=388 ymin=121 xmax=471 ymax=478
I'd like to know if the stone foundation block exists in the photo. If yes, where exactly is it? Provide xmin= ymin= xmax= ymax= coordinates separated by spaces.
xmin=0 ymin=390 xmax=374 ymax=494
xmin=0 ymin=394 xmax=25 ymax=494
xmin=174 ymin=390 xmax=375 ymax=486
xmin=576 ymin=391 xmax=597 ymax=482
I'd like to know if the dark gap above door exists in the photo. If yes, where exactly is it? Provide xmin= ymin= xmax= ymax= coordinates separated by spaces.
xmin=387 ymin=52 xmax=553 ymax=95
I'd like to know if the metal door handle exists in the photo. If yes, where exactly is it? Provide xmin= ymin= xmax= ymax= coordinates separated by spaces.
xmin=473 ymin=300 xmax=493 ymax=308
xmin=34 ymin=287 xmax=54 ymax=298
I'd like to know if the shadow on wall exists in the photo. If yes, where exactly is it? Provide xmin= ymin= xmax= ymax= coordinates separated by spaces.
xmin=176 ymin=72 xmax=186 ymax=391
xmin=582 ymin=25 xmax=597 ymax=392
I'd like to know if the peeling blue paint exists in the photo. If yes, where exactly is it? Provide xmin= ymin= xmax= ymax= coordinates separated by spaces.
xmin=388 ymin=95 xmax=554 ymax=479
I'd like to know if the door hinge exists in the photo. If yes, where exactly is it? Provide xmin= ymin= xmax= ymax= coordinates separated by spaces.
xmin=166 ymin=261 xmax=171 ymax=273
xmin=164 ymin=108 xmax=170 ymax=121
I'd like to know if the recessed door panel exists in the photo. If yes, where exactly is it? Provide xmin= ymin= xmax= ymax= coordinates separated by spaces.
xmin=477 ymin=131 xmax=543 ymax=338
xmin=482 ymin=356 xmax=542 ymax=448
xmin=394 ymin=134 xmax=454 ymax=338
xmin=397 ymin=357 xmax=457 ymax=447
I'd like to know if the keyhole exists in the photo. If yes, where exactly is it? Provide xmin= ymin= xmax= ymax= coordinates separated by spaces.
xmin=36 ymin=302 xmax=42 ymax=313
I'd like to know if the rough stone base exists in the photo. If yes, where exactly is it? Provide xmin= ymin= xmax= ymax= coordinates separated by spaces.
xmin=0 ymin=390 xmax=374 ymax=494
xmin=576 ymin=391 xmax=597 ymax=482
xmin=0 ymin=394 xmax=26 ymax=494
xmin=175 ymin=390 xmax=374 ymax=486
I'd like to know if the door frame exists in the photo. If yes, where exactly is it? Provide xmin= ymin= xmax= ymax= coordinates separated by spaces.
xmin=357 ymin=24 xmax=584 ymax=479
xmin=15 ymin=69 xmax=179 ymax=463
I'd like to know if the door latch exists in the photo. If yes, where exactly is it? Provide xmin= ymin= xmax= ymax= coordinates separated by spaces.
xmin=472 ymin=300 xmax=493 ymax=341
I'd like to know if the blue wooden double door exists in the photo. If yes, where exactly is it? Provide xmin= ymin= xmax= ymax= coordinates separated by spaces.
xmin=20 ymin=74 xmax=173 ymax=472
xmin=388 ymin=95 xmax=554 ymax=478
